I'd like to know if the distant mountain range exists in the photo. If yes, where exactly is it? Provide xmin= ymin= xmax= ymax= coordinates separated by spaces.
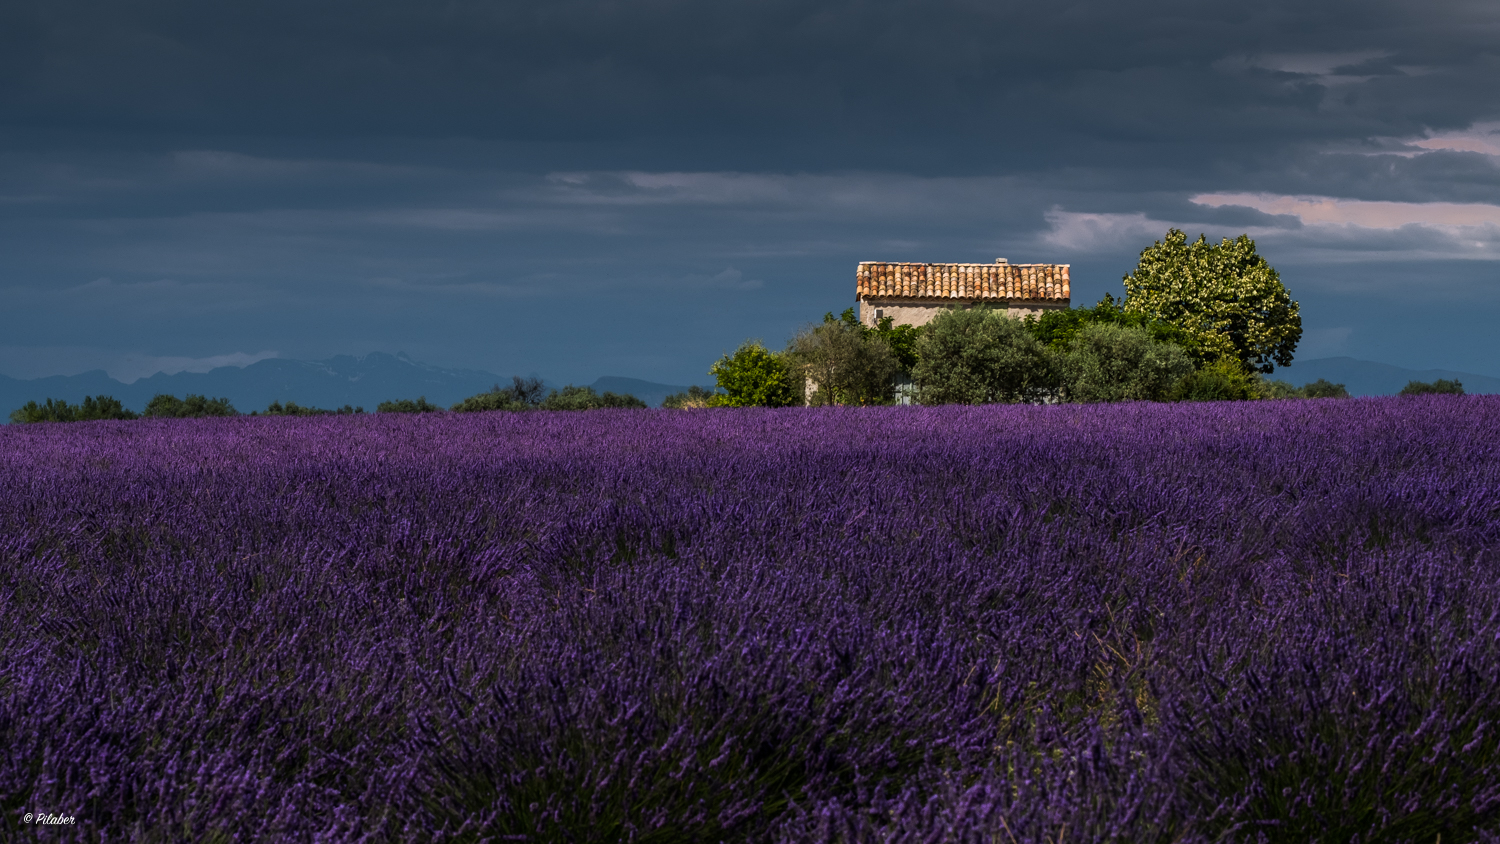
xmin=0 ymin=352 xmax=702 ymax=416
xmin=3 ymin=353 xmax=1494 ymax=420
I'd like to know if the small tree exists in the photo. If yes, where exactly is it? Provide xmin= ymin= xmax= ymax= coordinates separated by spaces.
xmin=911 ymin=307 xmax=1057 ymax=405
xmin=451 ymin=377 xmax=547 ymax=412
xmin=786 ymin=315 xmax=899 ymax=406
xmin=500 ymin=376 xmax=546 ymax=407
xmin=1400 ymin=379 xmax=1464 ymax=396
xmin=1123 ymin=229 xmax=1301 ymax=373
xmin=143 ymin=394 xmax=238 ymax=418
xmin=1300 ymin=379 xmax=1351 ymax=399
xmin=1059 ymin=323 xmax=1193 ymax=403
xmin=708 ymin=341 xmax=797 ymax=408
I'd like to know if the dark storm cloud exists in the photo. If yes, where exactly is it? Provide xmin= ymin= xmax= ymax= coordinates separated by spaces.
xmin=5 ymin=0 xmax=1499 ymax=169
xmin=2 ymin=0 xmax=1500 ymax=384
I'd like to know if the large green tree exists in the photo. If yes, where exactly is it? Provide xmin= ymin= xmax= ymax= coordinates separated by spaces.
xmin=1123 ymin=229 xmax=1301 ymax=373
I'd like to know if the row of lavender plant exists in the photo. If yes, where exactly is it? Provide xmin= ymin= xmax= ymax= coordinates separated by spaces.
xmin=2 ymin=397 xmax=1499 ymax=841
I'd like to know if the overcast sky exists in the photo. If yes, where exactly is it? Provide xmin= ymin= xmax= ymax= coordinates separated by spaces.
xmin=3 ymin=0 xmax=1499 ymax=384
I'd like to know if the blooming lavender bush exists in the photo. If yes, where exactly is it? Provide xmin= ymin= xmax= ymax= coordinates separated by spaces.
xmin=2 ymin=397 xmax=1499 ymax=842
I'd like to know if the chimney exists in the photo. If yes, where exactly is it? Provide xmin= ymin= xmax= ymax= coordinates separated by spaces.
xmin=995 ymin=258 xmax=1008 ymax=264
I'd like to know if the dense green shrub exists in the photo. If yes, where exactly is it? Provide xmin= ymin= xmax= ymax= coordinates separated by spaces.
xmin=1059 ymin=323 xmax=1193 ymax=403
xmin=1170 ymin=357 xmax=1259 ymax=402
xmin=912 ymin=307 xmax=1057 ymax=405
xmin=662 ymin=386 xmax=719 ymax=409
xmin=144 ymin=394 xmax=238 ymax=418
xmin=708 ymin=341 xmax=797 ymax=408
xmin=376 ymin=397 xmax=443 ymax=413
xmin=1400 ymin=379 xmax=1464 ymax=396
xmin=9 ymin=395 xmax=138 ymax=423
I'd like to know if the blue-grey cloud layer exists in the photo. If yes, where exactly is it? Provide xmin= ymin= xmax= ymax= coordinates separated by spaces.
xmin=2 ymin=0 xmax=1499 ymax=382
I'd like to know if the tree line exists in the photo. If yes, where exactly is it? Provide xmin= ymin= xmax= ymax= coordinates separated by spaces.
xmin=8 ymin=393 xmax=365 ymax=423
xmin=8 ymin=381 xmax=649 ymax=424
xmin=445 ymin=378 xmax=646 ymax=412
xmin=681 ymin=230 xmax=1466 ymax=408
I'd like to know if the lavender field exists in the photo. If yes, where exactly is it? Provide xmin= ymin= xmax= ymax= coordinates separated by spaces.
xmin=3 ymin=398 xmax=1500 ymax=842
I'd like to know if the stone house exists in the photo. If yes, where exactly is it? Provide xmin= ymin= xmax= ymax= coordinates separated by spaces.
xmin=856 ymin=258 xmax=1071 ymax=327
xmin=849 ymin=258 xmax=1071 ymax=404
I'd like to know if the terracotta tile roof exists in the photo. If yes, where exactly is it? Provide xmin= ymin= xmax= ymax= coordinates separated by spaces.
xmin=856 ymin=262 xmax=1070 ymax=302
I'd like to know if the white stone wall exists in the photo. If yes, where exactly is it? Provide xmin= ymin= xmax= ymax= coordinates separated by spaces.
xmin=859 ymin=299 xmax=1069 ymax=328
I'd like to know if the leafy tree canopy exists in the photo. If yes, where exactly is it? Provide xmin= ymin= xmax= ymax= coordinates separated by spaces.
xmin=1026 ymin=293 xmax=1200 ymax=360
xmin=1123 ymin=229 xmax=1302 ymax=373
xmin=824 ymin=308 xmax=926 ymax=371
xmin=708 ymin=341 xmax=797 ymax=408
xmin=911 ymin=307 xmax=1057 ymax=405
xmin=9 ymin=395 xmax=138 ymax=424
xmin=821 ymin=308 xmax=925 ymax=370
xmin=143 ymin=394 xmax=238 ymax=418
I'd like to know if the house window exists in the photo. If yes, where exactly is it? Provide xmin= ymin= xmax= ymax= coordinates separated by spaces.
xmin=875 ymin=309 xmax=884 ymax=320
